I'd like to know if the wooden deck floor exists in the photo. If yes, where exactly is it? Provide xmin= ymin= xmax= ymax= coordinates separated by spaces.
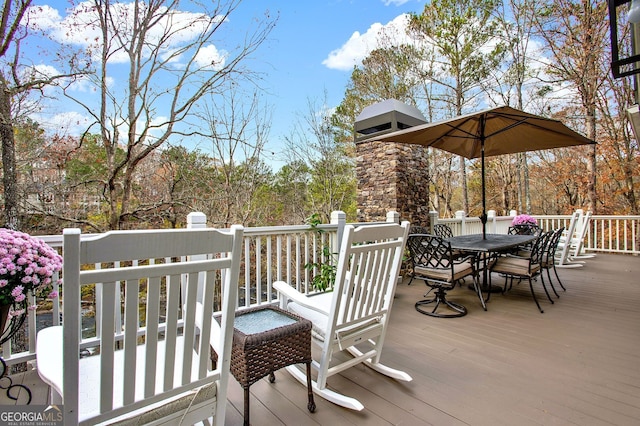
xmin=3 ymin=253 xmax=639 ymax=425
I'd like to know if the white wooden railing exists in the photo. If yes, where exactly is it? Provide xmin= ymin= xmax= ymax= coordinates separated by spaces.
xmin=2 ymin=209 xmax=638 ymax=366
xmin=432 ymin=209 xmax=640 ymax=255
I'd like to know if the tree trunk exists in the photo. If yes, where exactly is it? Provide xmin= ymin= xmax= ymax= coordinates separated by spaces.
xmin=523 ymin=153 xmax=531 ymax=214
xmin=588 ymin=143 xmax=597 ymax=214
xmin=0 ymin=80 xmax=19 ymax=230
xmin=587 ymin=105 xmax=597 ymax=214
xmin=460 ymin=155 xmax=469 ymax=214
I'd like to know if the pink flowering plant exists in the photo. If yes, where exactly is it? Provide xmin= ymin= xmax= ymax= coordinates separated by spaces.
xmin=512 ymin=214 xmax=538 ymax=226
xmin=0 ymin=228 xmax=62 ymax=314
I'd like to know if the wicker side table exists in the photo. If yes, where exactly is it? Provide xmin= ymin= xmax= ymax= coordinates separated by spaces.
xmin=230 ymin=305 xmax=315 ymax=426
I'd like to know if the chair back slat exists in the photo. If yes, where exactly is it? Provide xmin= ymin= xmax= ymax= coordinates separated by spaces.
xmin=163 ymin=274 xmax=181 ymax=392
xmin=144 ymin=276 xmax=160 ymax=398
xmin=99 ymin=281 xmax=117 ymax=413
xmin=181 ymin=270 xmax=198 ymax=385
xmin=123 ymin=278 xmax=138 ymax=405
xmin=365 ymin=249 xmax=388 ymax=315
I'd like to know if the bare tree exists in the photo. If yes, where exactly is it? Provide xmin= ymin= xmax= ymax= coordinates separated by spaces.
xmin=488 ymin=0 xmax=541 ymax=213
xmin=195 ymin=86 xmax=273 ymax=227
xmin=595 ymin=72 xmax=639 ymax=214
xmin=533 ymin=0 xmax=608 ymax=214
xmin=57 ymin=0 xmax=276 ymax=230
xmin=1 ymin=0 xmax=88 ymax=229
xmin=285 ymin=93 xmax=356 ymax=222
xmin=408 ymin=0 xmax=505 ymax=215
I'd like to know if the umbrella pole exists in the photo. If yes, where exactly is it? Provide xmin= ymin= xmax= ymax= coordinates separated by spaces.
xmin=480 ymin=119 xmax=487 ymax=240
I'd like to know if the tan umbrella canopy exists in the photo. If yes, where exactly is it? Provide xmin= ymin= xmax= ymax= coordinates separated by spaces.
xmin=359 ymin=105 xmax=595 ymax=238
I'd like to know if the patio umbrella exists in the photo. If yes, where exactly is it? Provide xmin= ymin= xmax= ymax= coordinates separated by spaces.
xmin=359 ymin=105 xmax=595 ymax=239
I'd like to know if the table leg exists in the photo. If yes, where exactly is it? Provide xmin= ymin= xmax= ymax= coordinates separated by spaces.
xmin=468 ymin=254 xmax=490 ymax=310
xmin=472 ymin=273 xmax=487 ymax=311
xmin=482 ymin=254 xmax=501 ymax=293
xmin=243 ymin=386 xmax=250 ymax=426
xmin=306 ymin=362 xmax=316 ymax=412
xmin=470 ymin=253 xmax=500 ymax=294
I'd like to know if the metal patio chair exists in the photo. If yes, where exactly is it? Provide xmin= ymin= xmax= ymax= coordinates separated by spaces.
xmin=542 ymin=227 xmax=566 ymax=294
xmin=490 ymin=231 xmax=553 ymax=313
xmin=408 ymin=234 xmax=480 ymax=318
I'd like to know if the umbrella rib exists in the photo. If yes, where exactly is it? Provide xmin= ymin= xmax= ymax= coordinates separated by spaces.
xmin=485 ymin=112 xmax=581 ymax=140
xmin=484 ymin=116 xmax=529 ymax=139
xmin=430 ymin=117 xmax=484 ymax=157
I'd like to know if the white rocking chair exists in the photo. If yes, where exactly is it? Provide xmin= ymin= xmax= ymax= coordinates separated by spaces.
xmin=36 ymin=226 xmax=243 ymax=426
xmin=568 ymin=210 xmax=595 ymax=260
xmin=557 ymin=210 xmax=595 ymax=268
xmin=273 ymin=221 xmax=411 ymax=411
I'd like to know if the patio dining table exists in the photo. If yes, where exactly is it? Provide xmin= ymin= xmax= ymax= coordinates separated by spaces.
xmin=447 ymin=233 xmax=539 ymax=310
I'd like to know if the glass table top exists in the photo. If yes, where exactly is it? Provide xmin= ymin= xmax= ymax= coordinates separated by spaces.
xmin=234 ymin=308 xmax=297 ymax=335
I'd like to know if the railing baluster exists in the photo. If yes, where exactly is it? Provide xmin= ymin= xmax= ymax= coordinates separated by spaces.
xmin=296 ymin=233 xmax=302 ymax=290
xmin=266 ymin=236 xmax=273 ymax=303
xmin=255 ymin=236 xmax=262 ymax=304
xmin=304 ymin=233 xmax=310 ymax=294
xmin=286 ymin=235 xmax=293 ymax=291
xmin=276 ymin=235 xmax=283 ymax=283
xmin=244 ymin=237 xmax=251 ymax=306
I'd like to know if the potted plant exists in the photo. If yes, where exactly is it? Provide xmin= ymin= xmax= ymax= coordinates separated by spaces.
xmin=512 ymin=214 xmax=538 ymax=226
xmin=0 ymin=228 xmax=62 ymax=339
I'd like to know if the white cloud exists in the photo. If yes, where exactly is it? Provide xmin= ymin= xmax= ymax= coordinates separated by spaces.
xmin=23 ymin=5 xmax=62 ymax=31
xmin=322 ymin=14 xmax=411 ymax=71
xmin=193 ymin=44 xmax=227 ymax=70
xmin=35 ymin=111 xmax=93 ymax=137
xmin=26 ymin=1 xmax=221 ymax=65
xmin=66 ymin=73 xmax=115 ymax=93
xmin=382 ymin=0 xmax=411 ymax=6
xmin=143 ymin=115 xmax=170 ymax=141
xmin=21 ymin=64 xmax=59 ymax=82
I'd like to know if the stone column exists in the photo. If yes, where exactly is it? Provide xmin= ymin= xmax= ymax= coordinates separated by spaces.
xmin=356 ymin=141 xmax=430 ymax=226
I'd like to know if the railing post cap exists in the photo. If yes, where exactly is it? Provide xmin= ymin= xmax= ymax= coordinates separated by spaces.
xmin=187 ymin=212 xmax=207 ymax=225
xmin=386 ymin=211 xmax=400 ymax=223
xmin=331 ymin=211 xmax=346 ymax=224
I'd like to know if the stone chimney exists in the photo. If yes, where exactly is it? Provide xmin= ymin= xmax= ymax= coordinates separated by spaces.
xmin=354 ymin=100 xmax=430 ymax=226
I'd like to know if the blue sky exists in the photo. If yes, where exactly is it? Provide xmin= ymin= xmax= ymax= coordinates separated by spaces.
xmin=23 ymin=0 xmax=427 ymax=167
xmin=245 ymin=0 xmax=425 ymax=158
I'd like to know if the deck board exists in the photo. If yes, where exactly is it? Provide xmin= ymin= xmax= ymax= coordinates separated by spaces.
xmin=2 ymin=253 xmax=639 ymax=425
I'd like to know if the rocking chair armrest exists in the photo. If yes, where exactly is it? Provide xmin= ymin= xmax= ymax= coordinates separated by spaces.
xmin=273 ymin=281 xmax=330 ymax=316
